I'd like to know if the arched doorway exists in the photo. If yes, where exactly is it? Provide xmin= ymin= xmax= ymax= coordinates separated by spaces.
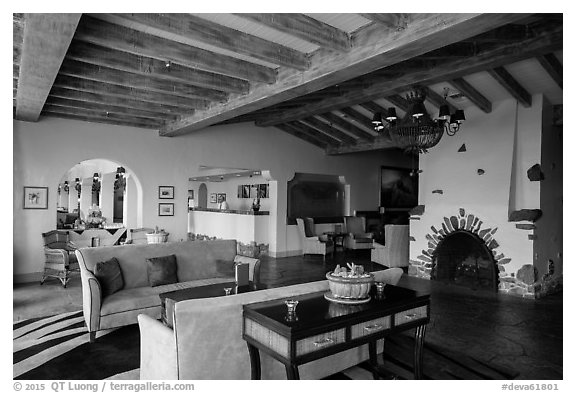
xmin=198 ymin=183 xmax=208 ymax=208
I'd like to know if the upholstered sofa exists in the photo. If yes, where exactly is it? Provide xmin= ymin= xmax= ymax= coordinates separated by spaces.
xmin=76 ymin=239 xmax=260 ymax=342
xmin=371 ymin=225 xmax=409 ymax=268
xmin=138 ymin=280 xmax=384 ymax=380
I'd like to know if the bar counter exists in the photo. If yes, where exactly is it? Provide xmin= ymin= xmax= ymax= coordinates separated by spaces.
xmin=189 ymin=207 xmax=269 ymax=215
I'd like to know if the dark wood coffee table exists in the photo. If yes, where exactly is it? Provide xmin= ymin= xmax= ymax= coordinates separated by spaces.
xmin=242 ymin=284 xmax=430 ymax=380
xmin=160 ymin=281 xmax=260 ymax=327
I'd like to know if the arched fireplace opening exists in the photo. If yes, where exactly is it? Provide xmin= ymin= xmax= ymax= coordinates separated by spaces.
xmin=431 ymin=231 xmax=498 ymax=292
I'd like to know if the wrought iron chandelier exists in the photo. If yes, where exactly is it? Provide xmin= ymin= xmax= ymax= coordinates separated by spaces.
xmin=372 ymin=86 xmax=465 ymax=154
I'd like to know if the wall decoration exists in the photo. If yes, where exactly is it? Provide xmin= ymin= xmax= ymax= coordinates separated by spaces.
xmin=258 ymin=184 xmax=269 ymax=198
xmin=158 ymin=203 xmax=174 ymax=216
xmin=159 ymin=186 xmax=174 ymax=199
xmin=217 ymin=193 xmax=226 ymax=203
xmin=210 ymin=193 xmax=217 ymax=203
xmin=238 ymin=183 xmax=269 ymax=199
xmin=23 ymin=186 xmax=49 ymax=209
xmin=188 ymin=189 xmax=194 ymax=199
xmin=380 ymin=166 xmax=418 ymax=208
xmin=242 ymin=185 xmax=250 ymax=198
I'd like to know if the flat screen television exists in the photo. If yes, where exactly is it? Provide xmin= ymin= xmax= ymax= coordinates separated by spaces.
xmin=379 ymin=166 xmax=418 ymax=209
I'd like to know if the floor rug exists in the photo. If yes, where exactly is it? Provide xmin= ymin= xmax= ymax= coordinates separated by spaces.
xmin=14 ymin=311 xmax=518 ymax=380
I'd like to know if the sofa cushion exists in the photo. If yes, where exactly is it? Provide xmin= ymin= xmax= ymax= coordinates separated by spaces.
xmin=93 ymin=257 xmax=124 ymax=297
xmin=100 ymin=286 xmax=161 ymax=317
xmin=147 ymin=254 xmax=178 ymax=287
xmin=303 ymin=218 xmax=315 ymax=237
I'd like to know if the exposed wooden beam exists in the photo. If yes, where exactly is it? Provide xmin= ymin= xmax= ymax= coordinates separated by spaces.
xmin=59 ymin=59 xmax=224 ymax=103
xmin=53 ymin=75 xmax=206 ymax=111
xmin=359 ymin=14 xmax=409 ymax=31
xmin=488 ymin=67 xmax=532 ymax=107
xmin=300 ymin=117 xmax=357 ymax=144
xmin=317 ymin=112 xmax=374 ymax=141
xmin=66 ymin=41 xmax=249 ymax=95
xmin=15 ymin=13 xmax=81 ymax=121
xmin=384 ymin=95 xmax=411 ymax=113
xmin=421 ymin=87 xmax=459 ymax=114
xmin=450 ymin=78 xmax=492 ymax=113
xmin=112 ymin=13 xmax=310 ymax=70
xmin=287 ymin=121 xmax=342 ymax=147
xmin=45 ymin=96 xmax=178 ymax=121
xmin=43 ymin=106 xmax=163 ymax=129
xmin=43 ymin=111 xmax=159 ymax=130
xmin=254 ymin=21 xmax=559 ymax=126
xmin=237 ymin=13 xmax=351 ymax=52
xmin=162 ymin=14 xmax=529 ymax=136
xmin=76 ymin=15 xmax=277 ymax=84
xmin=359 ymin=101 xmax=389 ymax=116
xmin=338 ymin=107 xmax=377 ymax=133
xmin=326 ymin=134 xmax=396 ymax=155
xmin=274 ymin=124 xmax=327 ymax=149
xmin=50 ymin=85 xmax=192 ymax=116
xmin=537 ymin=53 xmax=562 ymax=88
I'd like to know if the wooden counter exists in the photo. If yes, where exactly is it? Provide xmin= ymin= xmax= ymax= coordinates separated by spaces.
xmin=188 ymin=208 xmax=269 ymax=245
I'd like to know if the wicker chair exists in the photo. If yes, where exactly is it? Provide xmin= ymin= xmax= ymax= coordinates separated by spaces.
xmin=41 ymin=230 xmax=80 ymax=288
xmin=296 ymin=218 xmax=334 ymax=261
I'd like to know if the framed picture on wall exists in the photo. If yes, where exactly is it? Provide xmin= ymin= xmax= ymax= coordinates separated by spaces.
xmin=217 ymin=193 xmax=226 ymax=203
xmin=23 ymin=186 xmax=49 ymax=209
xmin=380 ymin=166 xmax=418 ymax=208
xmin=158 ymin=203 xmax=174 ymax=216
xmin=210 ymin=193 xmax=217 ymax=203
xmin=158 ymin=186 xmax=174 ymax=199
xmin=242 ymin=185 xmax=250 ymax=198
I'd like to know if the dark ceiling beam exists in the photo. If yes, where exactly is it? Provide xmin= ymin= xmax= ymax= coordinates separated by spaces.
xmin=384 ymin=94 xmax=411 ymax=113
xmin=43 ymin=105 xmax=164 ymax=129
xmin=111 ymin=13 xmax=310 ymax=70
xmin=450 ymin=77 xmax=492 ymax=113
xmin=359 ymin=14 xmax=409 ymax=31
xmin=15 ymin=13 xmax=81 ymax=121
xmin=273 ymin=124 xmax=328 ymax=149
xmin=421 ymin=86 xmax=459 ymax=114
xmin=537 ymin=53 xmax=562 ymax=88
xmin=359 ymin=101 xmax=389 ymax=117
xmin=326 ymin=134 xmax=396 ymax=155
xmin=59 ymin=59 xmax=226 ymax=103
xmin=288 ymin=121 xmax=342 ymax=146
xmin=42 ymin=111 xmax=160 ymax=130
xmin=317 ymin=112 xmax=374 ymax=141
xmin=50 ymin=84 xmax=193 ymax=115
xmin=300 ymin=117 xmax=357 ymax=144
xmin=488 ymin=66 xmax=532 ymax=107
xmin=76 ymin=15 xmax=277 ymax=84
xmin=237 ymin=13 xmax=351 ymax=52
xmin=45 ymin=96 xmax=178 ymax=121
xmin=254 ymin=22 xmax=560 ymax=126
xmin=66 ymin=41 xmax=249 ymax=95
xmin=338 ymin=107 xmax=377 ymax=133
xmin=162 ymin=13 xmax=529 ymax=136
xmin=53 ymin=74 xmax=207 ymax=111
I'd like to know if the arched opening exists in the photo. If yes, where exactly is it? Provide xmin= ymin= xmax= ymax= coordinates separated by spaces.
xmin=431 ymin=231 xmax=498 ymax=292
xmin=198 ymin=183 xmax=208 ymax=208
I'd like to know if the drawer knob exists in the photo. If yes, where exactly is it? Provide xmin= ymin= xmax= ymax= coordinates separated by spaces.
xmin=313 ymin=337 xmax=334 ymax=347
xmin=364 ymin=324 xmax=383 ymax=332
xmin=404 ymin=313 xmax=417 ymax=320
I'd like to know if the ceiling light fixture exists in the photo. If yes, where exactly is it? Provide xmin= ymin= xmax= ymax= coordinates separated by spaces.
xmin=372 ymin=86 xmax=465 ymax=154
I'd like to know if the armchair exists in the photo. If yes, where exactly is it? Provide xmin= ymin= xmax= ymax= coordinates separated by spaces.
xmin=296 ymin=218 xmax=334 ymax=261
xmin=343 ymin=216 xmax=374 ymax=251
xmin=40 ymin=230 xmax=80 ymax=288
xmin=371 ymin=225 xmax=409 ymax=268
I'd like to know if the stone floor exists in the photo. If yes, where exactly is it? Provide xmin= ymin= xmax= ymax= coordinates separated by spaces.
xmin=13 ymin=250 xmax=563 ymax=379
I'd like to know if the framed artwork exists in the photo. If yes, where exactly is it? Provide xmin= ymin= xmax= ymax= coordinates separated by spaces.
xmin=158 ymin=203 xmax=174 ymax=216
xmin=23 ymin=186 xmax=49 ymax=209
xmin=217 ymin=193 xmax=226 ymax=203
xmin=380 ymin=166 xmax=418 ymax=209
xmin=188 ymin=189 xmax=194 ymax=199
xmin=210 ymin=193 xmax=217 ymax=203
xmin=242 ymin=185 xmax=250 ymax=198
xmin=258 ymin=184 xmax=269 ymax=198
xmin=159 ymin=186 xmax=174 ymax=199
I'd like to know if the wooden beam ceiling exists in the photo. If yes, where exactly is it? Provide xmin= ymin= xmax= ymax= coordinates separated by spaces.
xmin=359 ymin=14 xmax=409 ymax=31
xmin=273 ymin=123 xmax=328 ymax=149
xmin=450 ymin=77 xmax=492 ymax=113
xmin=160 ymin=13 xmax=527 ymax=136
xmin=301 ymin=117 xmax=357 ymax=144
xmin=537 ymin=53 xmax=562 ymax=89
xmin=254 ymin=21 xmax=560 ymax=127
xmin=488 ymin=66 xmax=532 ymax=107
xmin=15 ymin=13 xmax=81 ymax=121
xmin=317 ymin=112 xmax=374 ymax=141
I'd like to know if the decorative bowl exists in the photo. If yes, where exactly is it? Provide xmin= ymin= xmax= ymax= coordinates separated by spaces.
xmin=326 ymin=272 xmax=374 ymax=299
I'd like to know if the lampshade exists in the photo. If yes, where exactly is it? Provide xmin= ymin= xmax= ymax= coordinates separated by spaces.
xmin=93 ymin=172 xmax=99 ymax=179
xmin=411 ymin=102 xmax=427 ymax=118
xmin=386 ymin=108 xmax=397 ymax=121
xmin=438 ymin=104 xmax=450 ymax=120
xmin=371 ymin=112 xmax=383 ymax=125
xmin=451 ymin=109 xmax=466 ymax=123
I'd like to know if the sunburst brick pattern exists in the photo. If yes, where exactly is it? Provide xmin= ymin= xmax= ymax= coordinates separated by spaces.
xmin=409 ymin=208 xmax=535 ymax=298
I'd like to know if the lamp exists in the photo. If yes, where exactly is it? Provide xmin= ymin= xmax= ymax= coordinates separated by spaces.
xmin=63 ymin=181 xmax=69 ymax=193
xmin=114 ymin=167 xmax=126 ymax=192
xmin=92 ymin=172 xmax=101 ymax=193
xmin=74 ymin=178 xmax=82 ymax=223
xmin=372 ymin=86 xmax=465 ymax=154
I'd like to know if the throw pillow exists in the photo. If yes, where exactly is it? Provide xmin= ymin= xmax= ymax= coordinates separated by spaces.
xmin=94 ymin=257 xmax=124 ymax=297
xmin=214 ymin=260 xmax=235 ymax=279
xmin=303 ymin=217 xmax=316 ymax=237
xmin=147 ymin=254 xmax=178 ymax=287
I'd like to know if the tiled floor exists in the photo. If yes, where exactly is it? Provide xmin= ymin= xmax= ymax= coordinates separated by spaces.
xmin=13 ymin=251 xmax=563 ymax=379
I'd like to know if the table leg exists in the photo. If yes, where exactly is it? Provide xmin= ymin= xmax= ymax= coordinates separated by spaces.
xmin=246 ymin=343 xmax=261 ymax=380
xmin=414 ymin=325 xmax=427 ymax=380
xmin=368 ymin=341 xmax=380 ymax=380
xmin=285 ymin=364 xmax=300 ymax=380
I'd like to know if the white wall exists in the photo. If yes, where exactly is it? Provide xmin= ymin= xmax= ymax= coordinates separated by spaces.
xmin=14 ymin=117 xmax=409 ymax=280
xmin=410 ymin=96 xmax=544 ymax=277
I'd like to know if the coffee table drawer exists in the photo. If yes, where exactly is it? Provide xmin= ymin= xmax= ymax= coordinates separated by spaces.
xmin=394 ymin=306 xmax=428 ymax=326
xmin=296 ymin=329 xmax=345 ymax=356
xmin=351 ymin=316 xmax=391 ymax=339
